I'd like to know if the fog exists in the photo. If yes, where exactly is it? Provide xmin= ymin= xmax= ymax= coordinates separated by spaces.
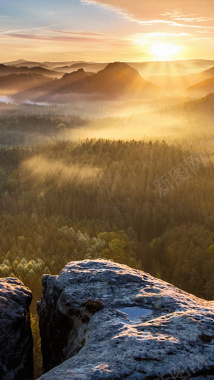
xmin=57 ymin=97 xmax=214 ymax=152
xmin=0 ymin=96 xmax=14 ymax=104
xmin=1 ymin=93 xmax=213 ymax=153
xmin=0 ymin=58 xmax=213 ymax=154
xmin=20 ymin=155 xmax=101 ymax=190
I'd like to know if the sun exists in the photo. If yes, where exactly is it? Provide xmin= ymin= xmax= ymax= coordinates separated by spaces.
xmin=150 ymin=43 xmax=180 ymax=61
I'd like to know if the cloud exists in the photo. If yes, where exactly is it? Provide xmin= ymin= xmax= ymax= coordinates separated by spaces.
xmin=0 ymin=25 xmax=57 ymax=36
xmin=5 ymin=31 xmax=108 ymax=44
xmin=131 ymin=20 xmax=212 ymax=29
xmin=51 ymin=30 xmax=107 ymax=37
xmin=4 ymin=28 xmax=126 ymax=49
xmin=82 ymin=0 xmax=214 ymax=27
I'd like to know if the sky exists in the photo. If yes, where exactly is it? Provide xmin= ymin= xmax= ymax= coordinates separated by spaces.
xmin=0 ymin=0 xmax=214 ymax=62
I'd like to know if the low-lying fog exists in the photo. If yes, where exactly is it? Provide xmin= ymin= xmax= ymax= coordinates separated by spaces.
xmin=0 ymin=94 xmax=213 ymax=157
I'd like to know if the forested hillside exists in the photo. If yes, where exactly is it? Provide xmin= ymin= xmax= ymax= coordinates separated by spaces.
xmin=0 ymin=139 xmax=213 ymax=301
xmin=0 ymin=118 xmax=214 ymax=376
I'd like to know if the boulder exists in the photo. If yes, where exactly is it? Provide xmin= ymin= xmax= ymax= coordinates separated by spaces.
xmin=0 ymin=277 xmax=33 ymax=380
xmin=37 ymin=260 xmax=214 ymax=379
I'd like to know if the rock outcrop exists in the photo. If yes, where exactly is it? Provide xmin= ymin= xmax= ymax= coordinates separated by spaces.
xmin=0 ymin=277 xmax=33 ymax=380
xmin=37 ymin=260 xmax=214 ymax=379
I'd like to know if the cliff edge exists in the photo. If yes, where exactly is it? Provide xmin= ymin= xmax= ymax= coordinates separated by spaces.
xmin=0 ymin=277 xmax=33 ymax=380
xmin=37 ymin=260 xmax=214 ymax=379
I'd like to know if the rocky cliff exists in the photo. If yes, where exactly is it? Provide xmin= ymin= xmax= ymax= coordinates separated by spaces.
xmin=0 ymin=277 xmax=33 ymax=380
xmin=37 ymin=260 xmax=214 ymax=380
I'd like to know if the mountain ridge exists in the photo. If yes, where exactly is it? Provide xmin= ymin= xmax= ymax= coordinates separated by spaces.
xmin=11 ymin=62 xmax=158 ymax=102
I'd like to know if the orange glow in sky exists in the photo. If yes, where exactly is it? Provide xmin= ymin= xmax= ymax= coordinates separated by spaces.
xmin=0 ymin=0 xmax=213 ymax=62
xmin=150 ymin=43 xmax=181 ymax=61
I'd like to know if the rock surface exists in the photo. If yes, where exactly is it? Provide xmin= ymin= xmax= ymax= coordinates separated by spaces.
xmin=37 ymin=260 xmax=214 ymax=380
xmin=0 ymin=277 xmax=33 ymax=380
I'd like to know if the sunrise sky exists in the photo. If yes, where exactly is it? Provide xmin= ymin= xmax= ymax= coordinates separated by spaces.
xmin=0 ymin=0 xmax=214 ymax=62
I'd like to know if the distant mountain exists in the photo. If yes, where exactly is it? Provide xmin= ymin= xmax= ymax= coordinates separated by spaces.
xmin=163 ymin=92 xmax=214 ymax=117
xmin=60 ymin=62 xmax=157 ymax=97
xmin=199 ymin=66 xmax=214 ymax=80
xmin=187 ymin=77 xmax=214 ymax=96
xmin=56 ymin=68 xmax=93 ymax=90
xmin=186 ymin=92 xmax=214 ymax=114
xmin=0 ymin=73 xmax=53 ymax=92
xmin=26 ymin=67 xmax=58 ymax=76
xmin=130 ymin=61 xmax=190 ymax=76
xmin=182 ymin=65 xmax=214 ymax=89
xmin=201 ymin=91 xmax=214 ymax=103
xmin=43 ymin=61 xmax=83 ymax=68
xmin=53 ymin=61 xmax=199 ymax=77
xmin=4 ymin=59 xmax=75 ymax=69
xmin=146 ymin=75 xmax=195 ymax=92
xmin=173 ymin=59 xmax=214 ymax=72
xmin=12 ymin=62 xmax=157 ymax=103
xmin=143 ymin=64 xmax=214 ymax=93
xmin=53 ymin=60 xmax=214 ymax=77
xmin=11 ymin=68 xmax=93 ymax=102
xmin=53 ymin=62 xmax=107 ymax=73
xmin=29 ymin=68 xmax=93 ymax=94
xmin=0 ymin=64 xmax=62 ymax=77
xmin=3 ymin=59 xmax=45 ymax=68
xmin=4 ymin=58 xmax=214 ymax=76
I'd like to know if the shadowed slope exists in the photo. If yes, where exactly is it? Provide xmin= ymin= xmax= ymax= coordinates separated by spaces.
xmin=11 ymin=62 xmax=157 ymax=103
xmin=65 ymin=62 xmax=157 ymax=97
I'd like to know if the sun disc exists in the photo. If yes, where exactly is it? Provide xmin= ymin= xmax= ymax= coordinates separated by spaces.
xmin=150 ymin=43 xmax=180 ymax=60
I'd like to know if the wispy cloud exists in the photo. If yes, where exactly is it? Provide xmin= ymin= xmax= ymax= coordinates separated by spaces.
xmin=50 ymin=30 xmax=107 ymax=37
xmin=82 ymin=0 xmax=214 ymax=29
xmin=1 ymin=0 xmax=214 ymax=62
xmin=137 ymin=32 xmax=190 ymax=38
xmin=2 ymin=25 xmax=108 ymax=43
xmin=0 ymin=25 xmax=57 ymax=36
xmin=5 ymin=33 xmax=107 ymax=43
xmin=135 ymin=20 xmax=214 ymax=29
xmin=3 ymin=28 xmax=123 ymax=48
